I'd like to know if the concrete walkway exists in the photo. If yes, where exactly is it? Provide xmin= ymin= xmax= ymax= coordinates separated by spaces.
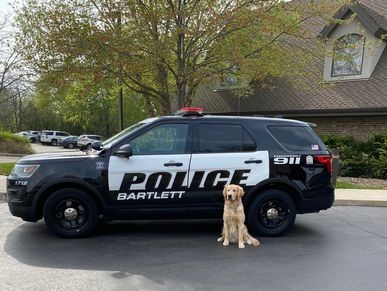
xmin=1 ymin=174 xmax=387 ymax=206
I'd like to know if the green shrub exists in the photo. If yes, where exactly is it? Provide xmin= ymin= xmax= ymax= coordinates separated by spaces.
xmin=321 ymin=132 xmax=387 ymax=179
xmin=0 ymin=131 xmax=34 ymax=154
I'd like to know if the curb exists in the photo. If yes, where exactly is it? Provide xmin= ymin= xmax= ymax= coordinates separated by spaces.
xmin=334 ymin=200 xmax=387 ymax=207
xmin=0 ymin=153 xmax=26 ymax=157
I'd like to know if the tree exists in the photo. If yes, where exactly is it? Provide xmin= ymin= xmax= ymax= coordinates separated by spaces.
xmin=15 ymin=0 xmax=347 ymax=115
xmin=0 ymin=13 xmax=35 ymax=131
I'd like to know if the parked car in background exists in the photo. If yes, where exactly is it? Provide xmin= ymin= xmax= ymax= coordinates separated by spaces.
xmin=14 ymin=131 xmax=41 ymax=143
xmin=77 ymin=134 xmax=104 ymax=150
xmin=60 ymin=136 xmax=79 ymax=149
xmin=40 ymin=130 xmax=71 ymax=146
xmin=27 ymin=131 xmax=41 ymax=143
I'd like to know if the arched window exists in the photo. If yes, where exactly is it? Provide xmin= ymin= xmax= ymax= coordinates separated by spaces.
xmin=331 ymin=34 xmax=365 ymax=77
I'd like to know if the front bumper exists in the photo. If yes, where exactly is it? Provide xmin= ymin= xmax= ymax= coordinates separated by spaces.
xmin=7 ymin=178 xmax=38 ymax=222
xmin=8 ymin=202 xmax=38 ymax=222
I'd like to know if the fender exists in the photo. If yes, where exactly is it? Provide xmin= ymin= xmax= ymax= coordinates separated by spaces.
xmin=32 ymin=177 xmax=107 ymax=211
xmin=244 ymin=178 xmax=304 ymax=206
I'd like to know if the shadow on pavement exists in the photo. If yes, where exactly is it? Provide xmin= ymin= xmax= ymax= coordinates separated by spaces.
xmin=4 ymin=219 xmax=325 ymax=276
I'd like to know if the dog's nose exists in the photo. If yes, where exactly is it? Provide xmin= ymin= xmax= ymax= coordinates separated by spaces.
xmin=227 ymin=194 xmax=232 ymax=200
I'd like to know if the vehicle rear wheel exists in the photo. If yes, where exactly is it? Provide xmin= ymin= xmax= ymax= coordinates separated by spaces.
xmin=68 ymin=143 xmax=74 ymax=149
xmin=51 ymin=139 xmax=58 ymax=146
xmin=43 ymin=188 xmax=98 ymax=238
xmin=247 ymin=189 xmax=296 ymax=237
xmin=30 ymin=137 xmax=36 ymax=143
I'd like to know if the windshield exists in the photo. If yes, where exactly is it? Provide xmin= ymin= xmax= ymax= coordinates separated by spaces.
xmin=102 ymin=117 xmax=158 ymax=149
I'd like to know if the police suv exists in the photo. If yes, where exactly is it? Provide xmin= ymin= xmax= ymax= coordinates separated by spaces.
xmin=7 ymin=108 xmax=334 ymax=238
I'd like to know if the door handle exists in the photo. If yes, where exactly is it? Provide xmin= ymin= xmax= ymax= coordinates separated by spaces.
xmin=244 ymin=159 xmax=262 ymax=164
xmin=164 ymin=162 xmax=183 ymax=167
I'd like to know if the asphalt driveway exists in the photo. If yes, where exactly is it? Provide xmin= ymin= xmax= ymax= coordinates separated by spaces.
xmin=1 ymin=204 xmax=387 ymax=290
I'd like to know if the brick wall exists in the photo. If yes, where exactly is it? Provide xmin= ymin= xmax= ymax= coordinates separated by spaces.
xmin=294 ymin=116 xmax=387 ymax=141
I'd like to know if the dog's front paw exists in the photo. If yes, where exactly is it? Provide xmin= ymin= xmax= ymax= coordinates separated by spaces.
xmin=217 ymin=237 xmax=223 ymax=242
xmin=238 ymin=242 xmax=245 ymax=249
xmin=223 ymin=240 xmax=229 ymax=246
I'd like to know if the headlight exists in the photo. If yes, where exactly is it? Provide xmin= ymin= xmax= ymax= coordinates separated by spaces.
xmin=11 ymin=164 xmax=40 ymax=178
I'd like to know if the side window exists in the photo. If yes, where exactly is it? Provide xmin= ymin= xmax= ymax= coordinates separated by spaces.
xmin=268 ymin=126 xmax=321 ymax=151
xmin=199 ymin=124 xmax=256 ymax=153
xmin=130 ymin=123 xmax=188 ymax=155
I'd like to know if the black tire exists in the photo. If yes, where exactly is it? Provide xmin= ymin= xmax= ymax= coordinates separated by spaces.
xmin=30 ymin=137 xmax=36 ymax=143
xmin=247 ymin=189 xmax=296 ymax=237
xmin=43 ymin=188 xmax=98 ymax=238
xmin=68 ymin=143 xmax=74 ymax=149
xmin=51 ymin=139 xmax=58 ymax=146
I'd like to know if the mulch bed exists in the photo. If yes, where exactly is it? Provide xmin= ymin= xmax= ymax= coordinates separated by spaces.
xmin=338 ymin=177 xmax=387 ymax=189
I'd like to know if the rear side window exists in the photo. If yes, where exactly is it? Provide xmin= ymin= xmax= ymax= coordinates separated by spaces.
xmin=44 ymin=131 xmax=54 ymax=135
xmin=56 ymin=132 xmax=68 ymax=136
xmin=199 ymin=124 xmax=256 ymax=153
xmin=268 ymin=126 xmax=321 ymax=151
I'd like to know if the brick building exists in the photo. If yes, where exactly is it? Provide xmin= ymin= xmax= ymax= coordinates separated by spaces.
xmin=195 ymin=0 xmax=387 ymax=140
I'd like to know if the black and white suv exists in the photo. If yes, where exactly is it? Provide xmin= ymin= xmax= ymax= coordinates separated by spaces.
xmin=7 ymin=109 xmax=334 ymax=238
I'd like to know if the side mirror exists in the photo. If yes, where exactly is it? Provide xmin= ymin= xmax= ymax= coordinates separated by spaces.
xmin=91 ymin=141 xmax=102 ymax=150
xmin=113 ymin=144 xmax=133 ymax=158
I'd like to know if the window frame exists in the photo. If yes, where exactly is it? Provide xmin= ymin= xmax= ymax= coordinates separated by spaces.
xmin=124 ymin=121 xmax=193 ymax=156
xmin=331 ymin=33 xmax=366 ymax=77
xmin=195 ymin=123 xmax=257 ymax=154
xmin=267 ymin=125 xmax=323 ymax=152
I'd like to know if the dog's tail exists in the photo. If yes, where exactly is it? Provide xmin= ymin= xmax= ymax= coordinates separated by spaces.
xmin=248 ymin=234 xmax=260 ymax=246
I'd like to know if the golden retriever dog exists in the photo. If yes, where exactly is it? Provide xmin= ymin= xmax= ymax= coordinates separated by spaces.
xmin=217 ymin=184 xmax=260 ymax=248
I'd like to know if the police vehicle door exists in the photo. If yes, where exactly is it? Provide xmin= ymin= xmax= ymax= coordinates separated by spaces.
xmin=188 ymin=123 xmax=269 ymax=206
xmin=108 ymin=122 xmax=192 ymax=206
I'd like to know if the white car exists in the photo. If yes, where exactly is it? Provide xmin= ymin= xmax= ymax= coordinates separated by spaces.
xmin=14 ymin=131 xmax=41 ymax=143
xmin=40 ymin=130 xmax=71 ymax=146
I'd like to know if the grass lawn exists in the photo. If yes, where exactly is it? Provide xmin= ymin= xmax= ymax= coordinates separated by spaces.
xmin=0 ymin=163 xmax=15 ymax=176
xmin=336 ymin=181 xmax=384 ymax=190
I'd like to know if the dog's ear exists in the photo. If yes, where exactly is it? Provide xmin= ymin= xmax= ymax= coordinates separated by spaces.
xmin=223 ymin=185 xmax=228 ymax=198
xmin=238 ymin=186 xmax=245 ymax=198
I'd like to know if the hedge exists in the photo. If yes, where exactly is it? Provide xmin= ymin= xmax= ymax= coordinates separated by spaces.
xmin=321 ymin=133 xmax=387 ymax=179
xmin=0 ymin=131 xmax=34 ymax=154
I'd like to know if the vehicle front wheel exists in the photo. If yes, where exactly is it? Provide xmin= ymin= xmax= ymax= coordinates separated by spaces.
xmin=30 ymin=137 xmax=36 ymax=143
xmin=51 ymin=139 xmax=58 ymax=146
xmin=247 ymin=189 xmax=296 ymax=237
xmin=43 ymin=188 xmax=98 ymax=238
xmin=68 ymin=143 xmax=74 ymax=149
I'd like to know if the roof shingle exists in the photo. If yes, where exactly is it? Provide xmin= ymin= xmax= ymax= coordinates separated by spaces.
xmin=194 ymin=0 xmax=387 ymax=116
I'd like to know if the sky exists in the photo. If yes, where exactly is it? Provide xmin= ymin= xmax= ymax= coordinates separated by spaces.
xmin=0 ymin=0 xmax=13 ymax=15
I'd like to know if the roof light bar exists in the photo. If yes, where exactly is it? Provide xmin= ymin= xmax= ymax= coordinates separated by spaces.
xmin=175 ymin=107 xmax=204 ymax=116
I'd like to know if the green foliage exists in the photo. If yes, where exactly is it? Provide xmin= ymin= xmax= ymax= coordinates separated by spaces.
xmin=0 ymin=131 xmax=29 ymax=143
xmin=321 ymin=133 xmax=387 ymax=179
xmin=0 ymin=131 xmax=34 ymax=154
xmin=15 ymin=0 xmax=347 ymax=115
xmin=0 ymin=163 xmax=15 ymax=176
